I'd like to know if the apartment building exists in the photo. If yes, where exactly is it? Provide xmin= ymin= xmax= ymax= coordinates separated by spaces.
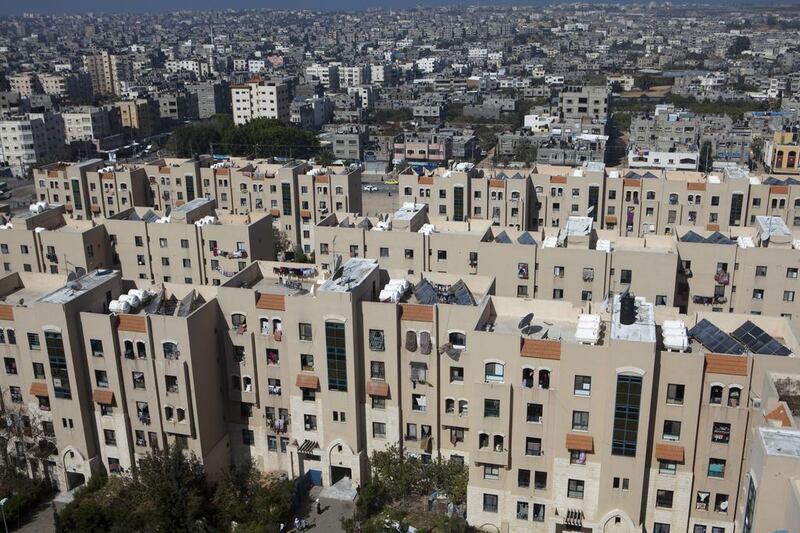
xmin=231 ymin=78 xmax=290 ymax=125
xmin=305 ymin=64 xmax=340 ymax=91
xmin=33 ymin=159 xmax=106 ymax=218
xmin=764 ymin=131 xmax=800 ymax=175
xmin=62 ymin=107 xmax=115 ymax=144
xmin=37 ymin=73 xmax=93 ymax=104
xmin=102 ymin=198 xmax=274 ymax=286
xmin=0 ymin=113 xmax=65 ymax=176
xmin=8 ymin=73 xmax=40 ymax=97
xmin=83 ymin=51 xmax=133 ymax=96
xmin=1 ymin=259 xmax=800 ymax=531
xmin=114 ymin=98 xmax=160 ymax=137
xmin=559 ymin=85 xmax=609 ymax=124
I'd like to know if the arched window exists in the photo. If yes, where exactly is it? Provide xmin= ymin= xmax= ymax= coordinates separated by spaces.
xmin=538 ymin=369 xmax=550 ymax=389
xmin=136 ymin=341 xmax=146 ymax=359
xmin=164 ymin=406 xmax=174 ymax=420
xmin=163 ymin=342 xmax=178 ymax=360
xmin=710 ymin=385 xmax=723 ymax=405
xmin=231 ymin=313 xmax=247 ymax=331
xmin=777 ymin=150 xmax=785 ymax=168
xmin=419 ymin=331 xmax=432 ymax=355
xmin=0 ymin=328 xmax=5 ymax=343
xmin=260 ymin=317 xmax=270 ymax=335
xmin=272 ymin=319 xmax=283 ymax=341
xmin=522 ymin=368 xmax=534 ymax=388
xmin=405 ymin=330 xmax=417 ymax=352
xmin=449 ymin=332 xmax=466 ymax=349
xmin=458 ymin=399 xmax=469 ymax=415
xmin=485 ymin=362 xmax=504 ymax=383
xmin=493 ymin=435 xmax=504 ymax=452
xmin=789 ymin=151 xmax=797 ymax=168
xmin=243 ymin=376 xmax=253 ymax=392
xmin=479 ymin=432 xmax=489 ymax=449
xmin=124 ymin=340 xmax=134 ymax=359
xmin=728 ymin=386 xmax=742 ymax=408
xmin=445 ymin=398 xmax=455 ymax=414
xmin=6 ymin=329 xmax=14 ymax=345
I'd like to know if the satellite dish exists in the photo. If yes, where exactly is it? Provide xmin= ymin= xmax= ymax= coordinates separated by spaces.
xmin=518 ymin=312 xmax=534 ymax=329
xmin=164 ymin=206 xmax=172 ymax=217
xmin=66 ymin=271 xmax=78 ymax=282
xmin=586 ymin=205 xmax=595 ymax=215
xmin=66 ymin=280 xmax=82 ymax=291
xmin=75 ymin=267 xmax=86 ymax=277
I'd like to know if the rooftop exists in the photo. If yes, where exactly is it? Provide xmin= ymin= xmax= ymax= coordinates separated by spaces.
xmin=320 ymin=258 xmax=378 ymax=293
xmin=760 ymin=427 xmax=800 ymax=458
xmin=39 ymin=269 xmax=118 ymax=305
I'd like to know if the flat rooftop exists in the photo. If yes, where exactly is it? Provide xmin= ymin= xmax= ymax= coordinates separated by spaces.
xmin=320 ymin=258 xmax=378 ymax=293
xmin=39 ymin=269 xmax=118 ymax=305
xmin=760 ymin=427 xmax=800 ymax=458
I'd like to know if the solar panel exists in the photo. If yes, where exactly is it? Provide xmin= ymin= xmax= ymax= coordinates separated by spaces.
xmin=680 ymin=231 xmax=705 ymax=243
xmin=517 ymin=232 xmax=536 ymax=246
xmin=450 ymin=280 xmax=475 ymax=306
xmin=786 ymin=178 xmax=800 ymax=186
xmin=763 ymin=176 xmax=784 ymax=185
xmin=705 ymin=232 xmax=735 ymax=245
xmin=494 ymin=231 xmax=512 ymax=244
xmin=688 ymin=319 xmax=746 ymax=355
xmin=731 ymin=320 xmax=791 ymax=356
xmin=413 ymin=279 xmax=438 ymax=305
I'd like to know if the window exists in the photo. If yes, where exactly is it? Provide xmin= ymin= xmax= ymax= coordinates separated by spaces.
xmin=450 ymin=366 xmax=464 ymax=382
xmin=104 ymin=429 xmax=117 ymax=446
xmin=714 ymin=493 xmax=729 ymax=513
xmin=710 ymin=385 xmax=723 ymax=404
xmin=663 ymin=420 xmax=681 ymax=441
xmin=4 ymin=358 xmax=17 ymax=375
xmin=785 ymin=291 xmax=796 ymax=302
xmin=574 ymin=375 xmax=592 ymax=396
xmin=708 ymin=458 xmax=726 ymax=478
xmin=449 ymin=332 xmax=466 ymax=348
xmin=132 ymin=371 xmax=145 ymax=389
xmin=755 ymin=265 xmax=767 ymax=276
xmin=788 ymin=268 xmax=798 ymax=279
xmin=654 ymin=523 xmax=671 ymax=533
xmin=32 ymin=362 xmax=45 ymax=379
xmin=298 ymin=322 xmax=313 ymax=341
xmin=612 ymin=374 xmax=642 ymax=457
xmin=9 ymin=386 xmax=21 ymax=404
xmin=518 ymin=469 xmax=530 ymax=488
xmin=372 ymin=396 xmax=385 ymax=409
xmin=28 ymin=332 xmax=40 ymax=350
xmin=728 ymin=386 xmax=741 ymax=407
xmin=539 ymin=369 xmax=550 ymax=389
xmin=369 ymin=329 xmax=385 ymax=351
xmin=516 ymin=501 xmax=528 ymax=520
xmin=301 ymin=354 xmax=314 ymax=371
xmin=656 ymin=489 xmax=674 ymax=509
xmin=482 ymin=493 xmax=498 ymax=513
xmin=572 ymin=410 xmax=589 ymax=431
xmin=304 ymin=414 xmax=317 ymax=431
xmin=437 ymin=250 xmax=447 ymax=262
xmin=95 ymin=370 xmax=109 ymax=388
xmin=372 ymin=422 xmax=386 ymax=438
xmin=412 ymin=394 xmax=426 ymax=411
xmin=406 ymin=423 xmax=417 ymax=440
xmin=567 ymin=479 xmax=584 ymax=499
xmin=533 ymin=503 xmax=545 ymax=522
xmin=484 ymin=362 xmax=504 ymax=383
xmin=752 ymin=289 xmax=764 ymax=300
xmin=527 ymin=403 xmax=543 ymax=423
xmin=325 ymin=321 xmax=347 ymax=391
xmin=484 ymin=465 xmax=499 ymax=480
xmin=484 ymin=399 xmax=500 ymax=418
xmin=659 ymin=460 xmax=677 ymax=475
xmin=90 ymin=339 xmax=104 ymax=357
xmin=666 ymin=383 xmax=685 ymax=404
xmin=534 ymin=471 xmax=547 ymax=489
xmin=525 ymin=437 xmax=542 ymax=456
xmin=163 ymin=342 xmax=178 ymax=359
xmin=370 ymin=361 xmax=385 ymax=380
xmin=46 ymin=331 xmax=71 ymax=399
xmin=620 ymin=269 xmax=632 ymax=284
xmin=712 ymin=422 xmax=731 ymax=443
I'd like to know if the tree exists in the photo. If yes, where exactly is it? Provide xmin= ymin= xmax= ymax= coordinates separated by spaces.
xmin=0 ymin=387 xmax=58 ymax=488
xmin=272 ymin=228 xmax=292 ymax=260
xmin=514 ymin=142 xmax=538 ymax=166
xmin=128 ymin=444 xmax=211 ymax=532
xmin=727 ymin=36 xmax=751 ymax=58
xmin=213 ymin=461 xmax=293 ymax=531
xmin=699 ymin=141 xmax=713 ymax=173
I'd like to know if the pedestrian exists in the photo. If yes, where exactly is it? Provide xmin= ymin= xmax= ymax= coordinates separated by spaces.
xmin=294 ymin=517 xmax=301 ymax=531
xmin=315 ymin=497 xmax=321 ymax=514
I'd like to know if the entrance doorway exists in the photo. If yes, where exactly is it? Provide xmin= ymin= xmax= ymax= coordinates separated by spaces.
xmin=330 ymin=466 xmax=352 ymax=485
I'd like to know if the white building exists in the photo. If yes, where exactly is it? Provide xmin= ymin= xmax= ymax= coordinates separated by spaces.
xmin=0 ymin=113 xmax=65 ymax=176
xmin=627 ymin=146 xmax=699 ymax=171
xmin=231 ymin=79 xmax=290 ymax=125
xmin=62 ymin=107 xmax=113 ymax=143
xmin=305 ymin=64 xmax=340 ymax=91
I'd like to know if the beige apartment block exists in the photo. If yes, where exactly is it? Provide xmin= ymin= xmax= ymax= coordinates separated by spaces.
xmin=102 ymin=198 xmax=274 ymax=286
xmin=0 ymin=204 xmax=111 ymax=276
xmin=231 ymin=78 xmax=290 ymax=125
xmin=0 ymin=261 xmax=798 ymax=531
xmin=33 ymin=159 xmax=106 ymax=219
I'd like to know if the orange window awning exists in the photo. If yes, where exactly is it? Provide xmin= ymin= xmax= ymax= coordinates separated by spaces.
xmin=270 ymin=208 xmax=281 ymax=217
xmin=566 ymin=433 xmax=594 ymax=453
xmin=367 ymin=381 xmax=390 ymax=397
xmin=29 ymin=382 xmax=49 ymax=397
xmin=92 ymin=389 xmax=114 ymax=404
xmin=605 ymin=215 xmax=618 ymax=224
xmin=655 ymin=443 xmax=685 ymax=463
xmin=296 ymin=374 xmax=319 ymax=389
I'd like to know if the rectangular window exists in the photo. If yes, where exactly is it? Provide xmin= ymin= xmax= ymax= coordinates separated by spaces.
xmin=483 ymin=465 xmax=499 ymax=480
xmin=708 ymin=458 xmax=726 ymax=478
xmin=526 ymin=403 xmax=543 ymax=423
xmin=484 ymin=399 xmax=500 ymax=418
xmin=28 ymin=333 xmax=40 ymax=350
xmin=482 ymin=494 xmax=498 ymax=513
xmin=370 ymin=361 xmax=385 ymax=380
xmin=518 ymin=469 xmax=530 ymax=488
xmin=612 ymin=374 xmax=642 ymax=456
xmin=659 ymin=460 xmax=677 ymax=475
xmin=574 ymin=375 xmax=592 ymax=396
xmin=369 ymin=329 xmax=385 ymax=351
xmin=372 ymin=422 xmax=386 ymax=437
xmin=656 ymin=489 xmax=674 ymax=508
xmin=325 ymin=321 xmax=347 ymax=391
xmin=46 ymin=331 xmax=71 ymax=400
xmin=299 ymin=322 xmax=313 ymax=341
xmin=281 ymin=183 xmax=292 ymax=215
xmin=90 ymin=339 xmax=104 ymax=357
xmin=534 ymin=471 xmax=547 ymax=490
xmin=666 ymin=383 xmax=685 ymax=404
xmin=450 ymin=366 xmax=464 ymax=382
xmin=525 ymin=437 xmax=542 ymax=456
xmin=712 ymin=422 xmax=731 ymax=444
xmin=572 ymin=410 xmax=589 ymax=431
xmin=663 ymin=420 xmax=681 ymax=441
xmin=567 ymin=479 xmax=584 ymax=499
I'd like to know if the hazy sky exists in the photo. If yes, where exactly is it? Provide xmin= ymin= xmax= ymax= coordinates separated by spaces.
xmin=2 ymin=0 xmax=465 ymax=16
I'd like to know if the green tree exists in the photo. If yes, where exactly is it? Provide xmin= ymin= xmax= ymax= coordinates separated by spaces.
xmin=727 ymin=36 xmax=751 ymax=58
xmin=699 ymin=141 xmax=713 ymax=172
xmin=514 ymin=142 xmax=538 ymax=166
xmin=128 ymin=444 xmax=211 ymax=532
xmin=213 ymin=461 xmax=293 ymax=531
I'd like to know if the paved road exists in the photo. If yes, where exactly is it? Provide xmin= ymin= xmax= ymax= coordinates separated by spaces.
xmin=294 ymin=486 xmax=354 ymax=532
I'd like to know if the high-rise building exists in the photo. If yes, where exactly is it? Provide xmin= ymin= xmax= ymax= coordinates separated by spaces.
xmin=83 ymin=51 xmax=133 ymax=96
xmin=231 ymin=78 xmax=290 ymax=125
